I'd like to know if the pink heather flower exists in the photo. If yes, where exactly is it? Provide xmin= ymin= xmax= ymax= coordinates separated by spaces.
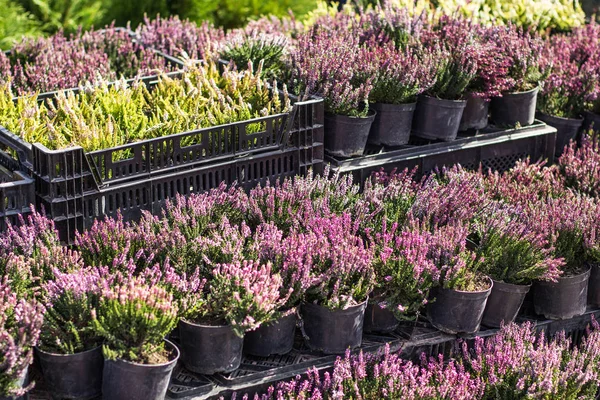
xmin=0 ymin=279 xmax=44 ymax=397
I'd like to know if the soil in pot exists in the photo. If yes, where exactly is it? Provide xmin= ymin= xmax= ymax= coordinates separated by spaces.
xmin=325 ymin=110 xmax=376 ymax=158
xmin=178 ymin=319 xmax=243 ymax=375
xmin=490 ymin=87 xmax=538 ymax=127
xmin=481 ymin=280 xmax=531 ymax=328
xmin=368 ymin=103 xmax=416 ymax=147
xmin=587 ymin=264 xmax=600 ymax=308
xmin=412 ymin=95 xmax=466 ymax=141
xmin=36 ymin=346 xmax=103 ymax=400
xmin=459 ymin=94 xmax=489 ymax=132
xmin=427 ymin=278 xmax=493 ymax=334
xmin=533 ymin=267 xmax=590 ymax=320
xmin=363 ymin=303 xmax=400 ymax=334
xmin=244 ymin=311 xmax=297 ymax=357
xmin=536 ymin=112 xmax=583 ymax=157
xmin=300 ymin=300 xmax=367 ymax=355
xmin=102 ymin=339 xmax=178 ymax=400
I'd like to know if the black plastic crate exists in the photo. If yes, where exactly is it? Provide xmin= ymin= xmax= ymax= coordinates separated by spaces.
xmin=327 ymin=122 xmax=557 ymax=181
xmin=29 ymin=98 xmax=323 ymax=243
xmin=0 ymin=150 xmax=35 ymax=231
xmin=1 ymin=93 xmax=321 ymax=190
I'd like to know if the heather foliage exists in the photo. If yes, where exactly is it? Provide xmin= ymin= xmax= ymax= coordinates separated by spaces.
xmin=137 ymin=15 xmax=225 ymax=60
xmin=0 ymin=26 xmax=172 ymax=95
xmin=0 ymin=62 xmax=290 ymax=152
xmin=247 ymin=345 xmax=484 ymax=400
xmin=220 ymin=30 xmax=289 ymax=80
xmin=289 ymin=18 xmax=372 ymax=116
xmin=538 ymin=23 xmax=600 ymax=118
xmin=371 ymin=225 xmax=436 ymax=321
xmin=463 ymin=322 xmax=600 ymax=399
xmin=559 ymin=133 xmax=600 ymax=198
xmin=365 ymin=40 xmax=437 ymax=104
xmin=40 ymin=268 xmax=105 ymax=354
xmin=180 ymin=260 xmax=290 ymax=337
xmin=235 ymin=321 xmax=600 ymax=400
xmin=0 ymin=281 xmax=44 ymax=397
xmin=473 ymin=204 xmax=563 ymax=284
xmin=488 ymin=25 xmax=546 ymax=92
xmin=92 ymin=277 xmax=178 ymax=363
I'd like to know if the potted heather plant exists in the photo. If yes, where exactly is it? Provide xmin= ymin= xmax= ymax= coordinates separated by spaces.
xmin=424 ymin=223 xmax=493 ymax=334
xmin=299 ymin=213 xmax=374 ymax=354
xmin=365 ymin=226 xmax=436 ymax=335
xmin=0 ymin=280 xmax=43 ymax=400
xmin=178 ymin=260 xmax=289 ymax=375
xmin=365 ymin=40 xmax=436 ymax=147
xmin=587 ymin=226 xmax=600 ymax=308
xmin=36 ymin=268 xmax=106 ymax=400
xmin=290 ymin=23 xmax=374 ymax=157
xmin=219 ymin=30 xmax=289 ymax=80
xmin=244 ymin=224 xmax=308 ymax=357
xmin=459 ymin=26 xmax=512 ymax=132
xmin=412 ymin=17 xmax=479 ymax=141
xmin=530 ymin=194 xmax=595 ymax=319
xmin=92 ymin=278 xmax=179 ymax=400
xmin=488 ymin=26 xmax=546 ymax=127
xmin=472 ymin=208 xmax=562 ymax=328
xmin=536 ymin=30 xmax=597 ymax=156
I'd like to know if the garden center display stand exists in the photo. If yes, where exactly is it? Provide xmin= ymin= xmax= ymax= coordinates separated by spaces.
xmin=27 ymin=307 xmax=600 ymax=400
xmin=327 ymin=121 xmax=557 ymax=181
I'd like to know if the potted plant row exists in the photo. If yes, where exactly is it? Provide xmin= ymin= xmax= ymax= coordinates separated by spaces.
xmin=2 ymin=136 xmax=600 ymax=398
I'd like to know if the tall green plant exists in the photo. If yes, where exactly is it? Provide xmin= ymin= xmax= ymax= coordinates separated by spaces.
xmin=18 ymin=0 xmax=104 ymax=34
xmin=0 ymin=0 xmax=42 ymax=50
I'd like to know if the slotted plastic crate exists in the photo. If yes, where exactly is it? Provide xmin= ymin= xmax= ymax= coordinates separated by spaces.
xmin=327 ymin=122 xmax=557 ymax=181
xmin=22 ymin=97 xmax=323 ymax=243
xmin=0 ymin=150 xmax=35 ymax=231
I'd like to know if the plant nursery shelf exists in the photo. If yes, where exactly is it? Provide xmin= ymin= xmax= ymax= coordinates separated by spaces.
xmin=28 ymin=308 xmax=600 ymax=400
xmin=327 ymin=121 xmax=557 ymax=180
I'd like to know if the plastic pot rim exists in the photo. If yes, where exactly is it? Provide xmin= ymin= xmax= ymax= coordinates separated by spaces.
xmin=302 ymin=298 xmax=368 ymax=314
xmin=536 ymin=111 xmax=583 ymax=124
xmin=489 ymin=279 xmax=531 ymax=293
xmin=499 ymin=86 xmax=540 ymax=97
xmin=535 ymin=267 xmax=591 ymax=286
xmin=36 ymin=345 xmax=102 ymax=358
xmin=324 ymin=108 xmax=377 ymax=120
xmin=418 ymin=94 xmax=468 ymax=106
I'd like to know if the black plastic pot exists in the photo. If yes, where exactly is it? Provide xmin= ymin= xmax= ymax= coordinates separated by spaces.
xmin=490 ymin=87 xmax=538 ymax=127
xmin=533 ymin=268 xmax=590 ymax=320
xmin=587 ymin=264 xmax=600 ymax=308
xmin=427 ymin=279 xmax=492 ymax=334
xmin=363 ymin=303 xmax=400 ymax=334
xmin=368 ymin=102 xmax=416 ymax=146
xmin=36 ymin=346 xmax=103 ymax=399
xmin=481 ymin=280 xmax=530 ymax=328
xmin=102 ymin=339 xmax=178 ymax=400
xmin=324 ymin=110 xmax=376 ymax=157
xmin=536 ymin=112 xmax=583 ymax=157
xmin=582 ymin=110 xmax=600 ymax=135
xmin=300 ymin=300 xmax=367 ymax=354
xmin=244 ymin=312 xmax=297 ymax=357
xmin=459 ymin=94 xmax=489 ymax=132
xmin=412 ymin=95 xmax=466 ymax=141
xmin=178 ymin=319 xmax=243 ymax=375
xmin=0 ymin=367 xmax=28 ymax=400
